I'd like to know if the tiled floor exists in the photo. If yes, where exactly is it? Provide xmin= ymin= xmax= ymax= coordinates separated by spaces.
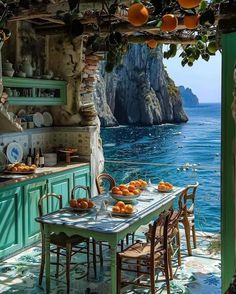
xmin=0 ymin=230 xmax=221 ymax=294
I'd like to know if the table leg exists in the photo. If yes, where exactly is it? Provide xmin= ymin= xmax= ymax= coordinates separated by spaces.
xmin=110 ymin=243 xmax=117 ymax=294
xmin=45 ymin=230 xmax=51 ymax=294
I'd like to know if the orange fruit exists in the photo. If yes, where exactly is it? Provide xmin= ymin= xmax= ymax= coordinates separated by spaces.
xmin=178 ymin=0 xmax=201 ymax=9
xmin=119 ymin=184 xmax=127 ymax=191
xmin=112 ymin=206 xmax=120 ymax=213
xmin=161 ymin=14 xmax=178 ymax=32
xmin=133 ymin=189 xmax=140 ymax=195
xmin=69 ymin=199 xmax=77 ymax=208
xmin=122 ymin=190 xmax=130 ymax=196
xmin=134 ymin=180 xmax=141 ymax=187
xmin=116 ymin=190 xmax=123 ymax=195
xmin=116 ymin=201 xmax=126 ymax=209
xmin=147 ymin=39 xmax=158 ymax=49
xmin=128 ymin=185 xmax=136 ymax=192
xmin=120 ymin=208 xmax=126 ymax=214
xmin=88 ymin=200 xmax=94 ymax=208
xmin=128 ymin=3 xmax=149 ymax=27
xmin=112 ymin=186 xmax=120 ymax=194
xmin=130 ymin=181 xmax=136 ymax=186
xmin=184 ymin=14 xmax=199 ymax=29
xmin=80 ymin=200 xmax=88 ymax=209
xmin=125 ymin=204 xmax=134 ymax=214
xmin=128 ymin=192 xmax=134 ymax=196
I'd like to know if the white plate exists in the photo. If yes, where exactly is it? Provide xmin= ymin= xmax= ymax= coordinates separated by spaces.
xmin=33 ymin=112 xmax=44 ymax=127
xmin=6 ymin=142 xmax=23 ymax=163
xmin=43 ymin=112 xmax=53 ymax=127
xmin=66 ymin=206 xmax=96 ymax=212
xmin=110 ymin=207 xmax=137 ymax=217
xmin=0 ymin=151 xmax=7 ymax=172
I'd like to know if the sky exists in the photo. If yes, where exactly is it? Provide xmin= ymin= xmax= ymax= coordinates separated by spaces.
xmin=163 ymin=49 xmax=222 ymax=103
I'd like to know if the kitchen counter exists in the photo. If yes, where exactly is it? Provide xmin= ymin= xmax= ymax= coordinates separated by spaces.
xmin=0 ymin=162 xmax=89 ymax=188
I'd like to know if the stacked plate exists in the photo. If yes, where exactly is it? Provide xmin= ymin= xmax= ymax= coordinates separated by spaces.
xmin=33 ymin=112 xmax=53 ymax=127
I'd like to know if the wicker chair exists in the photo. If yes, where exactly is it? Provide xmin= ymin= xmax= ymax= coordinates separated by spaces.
xmin=38 ymin=193 xmax=90 ymax=294
xmin=178 ymin=182 xmax=199 ymax=256
xmin=117 ymin=210 xmax=171 ymax=294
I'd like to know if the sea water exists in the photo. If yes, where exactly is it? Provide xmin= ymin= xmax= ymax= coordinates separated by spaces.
xmin=101 ymin=103 xmax=221 ymax=233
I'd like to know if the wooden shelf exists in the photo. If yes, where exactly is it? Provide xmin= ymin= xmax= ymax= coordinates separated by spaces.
xmin=3 ymin=77 xmax=67 ymax=106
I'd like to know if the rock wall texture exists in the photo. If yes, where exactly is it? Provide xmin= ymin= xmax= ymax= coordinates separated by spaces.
xmin=94 ymin=44 xmax=188 ymax=126
xmin=179 ymin=85 xmax=200 ymax=107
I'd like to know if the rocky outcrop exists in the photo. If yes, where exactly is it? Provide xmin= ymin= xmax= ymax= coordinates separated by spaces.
xmin=94 ymin=44 xmax=188 ymax=126
xmin=179 ymin=86 xmax=199 ymax=107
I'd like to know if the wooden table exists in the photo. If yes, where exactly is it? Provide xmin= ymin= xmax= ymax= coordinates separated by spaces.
xmin=35 ymin=187 xmax=184 ymax=294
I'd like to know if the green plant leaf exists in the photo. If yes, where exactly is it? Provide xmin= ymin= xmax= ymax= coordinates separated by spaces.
xmin=199 ymin=0 xmax=208 ymax=12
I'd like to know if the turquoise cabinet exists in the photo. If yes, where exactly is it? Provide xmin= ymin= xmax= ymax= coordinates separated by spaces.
xmin=48 ymin=173 xmax=73 ymax=210
xmin=3 ymin=77 xmax=67 ymax=106
xmin=0 ymin=187 xmax=23 ymax=259
xmin=73 ymin=166 xmax=91 ymax=198
xmin=24 ymin=181 xmax=47 ymax=246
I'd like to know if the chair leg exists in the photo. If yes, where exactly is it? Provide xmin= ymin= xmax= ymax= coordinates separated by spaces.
xmin=86 ymin=240 xmax=90 ymax=278
xmin=126 ymin=234 xmax=129 ymax=245
xmin=92 ymin=238 xmax=97 ymax=279
xmin=55 ymin=247 xmax=60 ymax=278
xmin=192 ymin=224 xmax=197 ymax=249
xmin=150 ymin=263 xmax=155 ymax=294
xmin=176 ymin=229 xmax=181 ymax=266
xmin=39 ymin=240 xmax=45 ymax=285
xmin=117 ymin=255 xmax=121 ymax=294
xmin=183 ymin=219 xmax=192 ymax=256
xmin=167 ymin=248 xmax=173 ymax=280
xmin=164 ymin=252 xmax=171 ymax=294
xmin=120 ymin=240 xmax=124 ymax=252
xmin=66 ymin=243 xmax=72 ymax=294
xmin=131 ymin=232 xmax=135 ymax=244
xmin=99 ymin=241 xmax=103 ymax=267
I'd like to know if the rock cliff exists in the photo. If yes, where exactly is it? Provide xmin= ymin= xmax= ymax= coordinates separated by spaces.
xmin=94 ymin=44 xmax=188 ymax=126
xmin=179 ymin=85 xmax=199 ymax=107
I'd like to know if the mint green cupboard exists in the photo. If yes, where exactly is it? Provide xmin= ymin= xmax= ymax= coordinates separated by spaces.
xmin=73 ymin=166 xmax=91 ymax=198
xmin=0 ymin=187 xmax=23 ymax=259
xmin=24 ymin=181 xmax=47 ymax=246
xmin=48 ymin=173 xmax=73 ymax=211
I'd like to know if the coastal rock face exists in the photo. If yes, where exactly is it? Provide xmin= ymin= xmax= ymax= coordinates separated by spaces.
xmin=94 ymin=44 xmax=188 ymax=126
xmin=179 ymin=85 xmax=199 ymax=107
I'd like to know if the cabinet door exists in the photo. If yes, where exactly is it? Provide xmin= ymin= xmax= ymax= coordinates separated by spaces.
xmin=73 ymin=166 xmax=91 ymax=199
xmin=48 ymin=173 xmax=73 ymax=211
xmin=0 ymin=187 xmax=23 ymax=259
xmin=24 ymin=181 xmax=47 ymax=246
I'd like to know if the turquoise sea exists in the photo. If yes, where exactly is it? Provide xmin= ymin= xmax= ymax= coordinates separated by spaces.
xmin=101 ymin=103 xmax=221 ymax=233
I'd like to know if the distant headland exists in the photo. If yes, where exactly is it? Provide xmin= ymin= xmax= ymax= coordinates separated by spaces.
xmin=178 ymin=86 xmax=199 ymax=107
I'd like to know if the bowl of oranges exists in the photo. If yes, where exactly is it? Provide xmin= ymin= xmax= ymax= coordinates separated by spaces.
xmin=110 ymin=183 xmax=141 ymax=203
xmin=69 ymin=198 xmax=95 ymax=212
xmin=111 ymin=201 xmax=136 ymax=217
xmin=157 ymin=181 xmax=173 ymax=192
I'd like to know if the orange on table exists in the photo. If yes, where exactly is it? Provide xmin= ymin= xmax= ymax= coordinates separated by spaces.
xmin=133 ymin=189 xmax=140 ymax=195
xmin=112 ymin=186 xmax=120 ymax=194
xmin=130 ymin=180 xmax=136 ymax=186
xmin=119 ymin=184 xmax=127 ymax=191
xmin=116 ymin=201 xmax=126 ymax=209
xmin=128 ymin=185 xmax=136 ymax=192
xmin=112 ymin=206 xmax=120 ymax=213
xmin=80 ymin=200 xmax=89 ymax=209
xmin=69 ymin=199 xmax=77 ymax=208
xmin=88 ymin=200 xmax=94 ymax=208
xmin=125 ymin=204 xmax=134 ymax=214
xmin=122 ymin=189 xmax=130 ymax=196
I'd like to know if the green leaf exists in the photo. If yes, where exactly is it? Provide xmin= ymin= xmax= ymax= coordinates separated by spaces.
xmin=181 ymin=58 xmax=188 ymax=67
xmin=199 ymin=0 xmax=208 ymax=12
xmin=201 ymin=35 xmax=208 ymax=43
xmin=156 ymin=20 xmax=162 ymax=28
xmin=201 ymin=53 xmax=210 ymax=61
xmin=187 ymin=61 xmax=194 ymax=67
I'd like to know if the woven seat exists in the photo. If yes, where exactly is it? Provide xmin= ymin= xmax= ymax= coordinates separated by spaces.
xmin=117 ymin=210 xmax=171 ymax=294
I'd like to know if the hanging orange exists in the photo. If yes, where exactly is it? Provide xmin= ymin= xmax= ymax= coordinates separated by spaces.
xmin=161 ymin=14 xmax=178 ymax=32
xmin=128 ymin=3 xmax=149 ymax=27
xmin=147 ymin=39 xmax=158 ymax=49
xmin=178 ymin=0 xmax=201 ymax=9
xmin=184 ymin=14 xmax=199 ymax=29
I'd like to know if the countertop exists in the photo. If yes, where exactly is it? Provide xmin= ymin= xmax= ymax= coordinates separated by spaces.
xmin=0 ymin=162 xmax=89 ymax=188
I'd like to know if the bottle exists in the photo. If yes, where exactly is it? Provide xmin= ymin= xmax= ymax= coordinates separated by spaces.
xmin=27 ymin=148 xmax=32 ymax=166
xmin=34 ymin=148 xmax=39 ymax=167
xmin=39 ymin=148 xmax=44 ymax=168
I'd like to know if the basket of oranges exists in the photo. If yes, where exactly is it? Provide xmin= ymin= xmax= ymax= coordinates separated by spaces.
xmin=5 ymin=163 xmax=37 ymax=174
xmin=111 ymin=201 xmax=136 ymax=217
xmin=157 ymin=181 xmax=173 ymax=192
xmin=69 ymin=198 xmax=95 ymax=212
